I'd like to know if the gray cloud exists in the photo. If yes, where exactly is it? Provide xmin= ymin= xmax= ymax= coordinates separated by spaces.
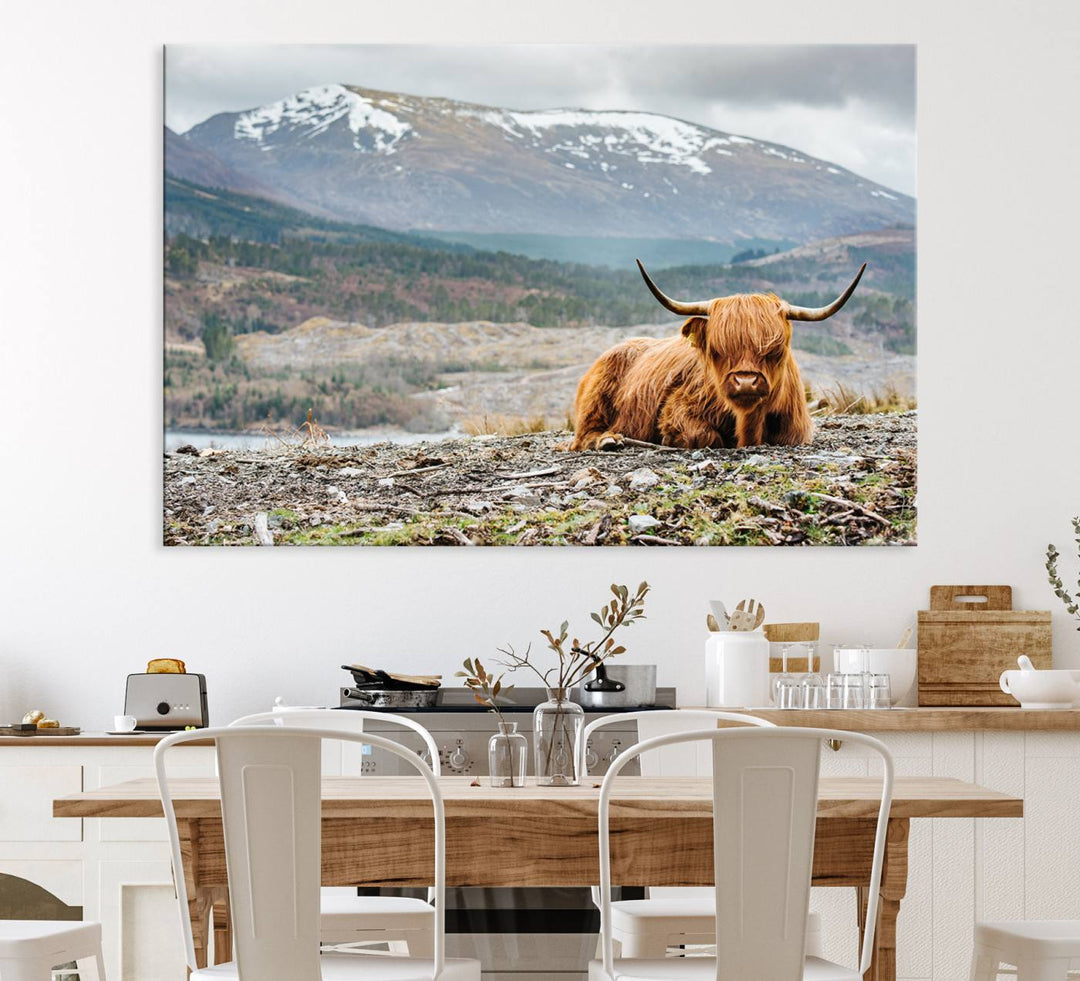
xmin=166 ymin=44 xmax=916 ymax=195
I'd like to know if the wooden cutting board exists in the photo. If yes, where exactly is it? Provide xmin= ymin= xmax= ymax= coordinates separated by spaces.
xmin=917 ymin=585 xmax=1052 ymax=705
xmin=0 ymin=726 xmax=81 ymax=737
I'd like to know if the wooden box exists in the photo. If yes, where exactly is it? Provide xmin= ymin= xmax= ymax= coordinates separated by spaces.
xmin=917 ymin=585 xmax=1052 ymax=705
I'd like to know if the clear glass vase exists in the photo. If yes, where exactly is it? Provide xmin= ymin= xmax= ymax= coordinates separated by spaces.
xmin=533 ymin=687 xmax=584 ymax=786
xmin=488 ymin=721 xmax=528 ymax=788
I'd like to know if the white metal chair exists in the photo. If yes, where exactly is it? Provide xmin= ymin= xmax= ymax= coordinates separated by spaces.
xmin=590 ymin=726 xmax=894 ymax=981
xmin=969 ymin=921 xmax=1080 ymax=980
xmin=580 ymin=711 xmax=822 ymax=960
xmin=230 ymin=709 xmax=438 ymax=955
xmin=155 ymin=725 xmax=480 ymax=981
xmin=0 ymin=921 xmax=105 ymax=981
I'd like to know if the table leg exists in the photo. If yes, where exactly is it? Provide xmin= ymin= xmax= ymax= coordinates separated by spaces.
xmin=211 ymin=886 xmax=232 ymax=964
xmin=186 ymin=889 xmax=211 ymax=971
xmin=857 ymin=818 xmax=909 ymax=981
xmin=177 ymin=819 xmax=217 ymax=971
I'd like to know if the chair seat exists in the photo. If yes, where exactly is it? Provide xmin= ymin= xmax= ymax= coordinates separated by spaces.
xmin=588 ymin=955 xmax=860 ymax=981
xmin=611 ymin=897 xmax=823 ymax=931
xmin=0 ymin=920 xmax=101 ymax=959
xmin=975 ymin=920 xmax=1080 ymax=959
xmin=192 ymin=953 xmax=481 ymax=980
xmin=321 ymin=894 xmax=434 ymax=930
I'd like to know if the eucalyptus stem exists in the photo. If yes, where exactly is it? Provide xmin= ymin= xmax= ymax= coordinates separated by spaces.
xmin=1046 ymin=517 xmax=1080 ymax=629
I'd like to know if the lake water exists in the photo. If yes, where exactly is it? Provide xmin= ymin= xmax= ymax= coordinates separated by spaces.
xmin=164 ymin=428 xmax=456 ymax=452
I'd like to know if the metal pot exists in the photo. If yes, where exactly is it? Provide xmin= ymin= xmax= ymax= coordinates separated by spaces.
xmin=576 ymin=664 xmax=657 ymax=708
xmin=340 ymin=688 xmax=439 ymax=708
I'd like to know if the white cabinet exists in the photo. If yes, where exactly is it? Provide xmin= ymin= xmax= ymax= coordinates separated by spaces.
xmin=811 ymin=729 xmax=1080 ymax=981
xmin=0 ymin=740 xmax=213 ymax=981
xmin=0 ymin=766 xmax=83 ymax=841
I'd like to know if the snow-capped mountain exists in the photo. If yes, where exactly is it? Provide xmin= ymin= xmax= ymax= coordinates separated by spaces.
xmin=176 ymin=83 xmax=914 ymax=243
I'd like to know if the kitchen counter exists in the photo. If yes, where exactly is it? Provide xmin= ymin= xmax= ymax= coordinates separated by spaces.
xmin=684 ymin=706 xmax=1080 ymax=730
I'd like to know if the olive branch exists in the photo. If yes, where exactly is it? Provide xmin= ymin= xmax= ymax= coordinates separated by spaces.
xmin=1046 ymin=516 xmax=1080 ymax=629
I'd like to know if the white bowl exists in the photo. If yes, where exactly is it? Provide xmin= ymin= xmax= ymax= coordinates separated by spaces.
xmin=833 ymin=648 xmax=918 ymax=706
xmin=999 ymin=669 xmax=1080 ymax=709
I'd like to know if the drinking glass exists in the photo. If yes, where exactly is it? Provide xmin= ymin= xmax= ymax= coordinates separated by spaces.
xmin=826 ymin=673 xmax=846 ymax=709
xmin=801 ymin=674 xmax=825 ymax=709
xmin=868 ymin=674 xmax=893 ymax=709
xmin=773 ymin=644 xmax=798 ymax=706
xmin=775 ymin=676 xmax=803 ymax=709
xmin=792 ymin=641 xmax=818 ymax=675
xmin=841 ymin=673 xmax=866 ymax=709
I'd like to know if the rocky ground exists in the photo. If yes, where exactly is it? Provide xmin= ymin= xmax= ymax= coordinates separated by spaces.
xmin=163 ymin=413 xmax=917 ymax=547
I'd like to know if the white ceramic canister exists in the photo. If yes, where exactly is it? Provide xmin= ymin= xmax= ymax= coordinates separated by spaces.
xmin=704 ymin=629 xmax=771 ymax=707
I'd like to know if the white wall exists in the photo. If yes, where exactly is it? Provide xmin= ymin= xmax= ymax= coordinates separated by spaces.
xmin=1 ymin=0 xmax=1078 ymax=729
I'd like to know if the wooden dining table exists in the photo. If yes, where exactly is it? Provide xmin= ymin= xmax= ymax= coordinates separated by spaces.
xmin=54 ymin=775 xmax=1022 ymax=981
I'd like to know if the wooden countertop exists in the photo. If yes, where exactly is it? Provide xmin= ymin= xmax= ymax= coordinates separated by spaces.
xmin=53 ymin=774 xmax=1023 ymax=821
xmin=685 ymin=706 xmax=1080 ymax=730
xmin=6 ymin=705 xmax=1080 ymax=745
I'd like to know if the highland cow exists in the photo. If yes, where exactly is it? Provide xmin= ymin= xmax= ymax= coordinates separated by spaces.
xmin=569 ymin=261 xmax=866 ymax=450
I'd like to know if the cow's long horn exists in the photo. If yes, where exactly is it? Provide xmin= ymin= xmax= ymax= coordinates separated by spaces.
xmin=636 ymin=260 xmax=711 ymax=317
xmin=783 ymin=264 xmax=867 ymax=322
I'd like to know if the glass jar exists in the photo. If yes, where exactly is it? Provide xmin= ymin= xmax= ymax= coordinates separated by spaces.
xmin=488 ymin=721 xmax=528 ymax=788
xmin=533 ymin=687 xmax=584 ymax=786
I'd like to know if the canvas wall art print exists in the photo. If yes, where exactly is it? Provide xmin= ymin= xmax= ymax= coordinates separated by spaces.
xmin=163 ymin=44 xmax=916 ymax=547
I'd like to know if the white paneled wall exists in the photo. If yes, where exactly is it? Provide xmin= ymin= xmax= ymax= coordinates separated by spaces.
xmin=813 ymin=729 xmax=1080 ymax=981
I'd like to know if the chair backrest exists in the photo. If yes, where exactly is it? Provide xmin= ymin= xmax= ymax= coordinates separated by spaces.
xmin=579 ymin=709 xmax=774 ymax=778
xmin=595 ymin=727 xmax=893 ymax=981
xmin=155 ymin=725 xmax=446 ymax=981
xmin=230 ymin=707 xmax=442 ymax=776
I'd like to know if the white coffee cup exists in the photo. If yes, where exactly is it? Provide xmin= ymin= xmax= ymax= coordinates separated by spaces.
xmin=113 ymin=715 xmax=138 ymax=732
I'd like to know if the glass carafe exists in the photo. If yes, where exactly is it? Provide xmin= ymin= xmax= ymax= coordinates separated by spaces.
xmin=533 ymin=687 xmax=584 ymax=786
xmin=488 ymin=721 xmax=528 ymax=788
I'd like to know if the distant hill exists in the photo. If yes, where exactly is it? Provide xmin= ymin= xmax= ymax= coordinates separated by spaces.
xmin=172 ymin=83 xmax=914 ymax=251
xmin=164 ymin=176 xmax=471 ymax=251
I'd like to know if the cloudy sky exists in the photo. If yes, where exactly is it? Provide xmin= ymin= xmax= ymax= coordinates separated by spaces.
xmin=166 ymin=44 xmax=916 ymax=196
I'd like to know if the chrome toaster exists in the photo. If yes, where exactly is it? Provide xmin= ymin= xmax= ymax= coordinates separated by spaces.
xmin=123 ymin=673 xmax=209 ymax=730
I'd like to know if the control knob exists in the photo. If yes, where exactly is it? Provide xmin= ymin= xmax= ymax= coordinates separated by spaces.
xmin=447 ymin=746 xmax=471 ymax=771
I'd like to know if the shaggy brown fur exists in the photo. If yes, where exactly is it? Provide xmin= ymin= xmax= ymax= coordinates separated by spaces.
xmin=570 ymin=293 xmax=813 ymax=451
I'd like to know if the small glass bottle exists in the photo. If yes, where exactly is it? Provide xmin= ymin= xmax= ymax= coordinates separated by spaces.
xmin=488 ymin=721 xmax=528 ymax=788
xmin=533 ymin=687 xmax=584 ymax=786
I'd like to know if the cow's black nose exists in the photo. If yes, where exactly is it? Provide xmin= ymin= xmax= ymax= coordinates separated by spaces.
xmin=732 ymin=372 xmax=763 ymax=392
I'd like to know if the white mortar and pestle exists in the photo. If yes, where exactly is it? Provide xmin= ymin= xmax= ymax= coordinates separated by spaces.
xmin=999 ymin=655 xmax=1080 ymax=709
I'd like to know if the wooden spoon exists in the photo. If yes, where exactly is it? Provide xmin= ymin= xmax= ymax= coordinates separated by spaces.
xmin=730 ymin=599 xmax=766 ymax=631
xmin=708 ymin=601 xmax=730 ymax=630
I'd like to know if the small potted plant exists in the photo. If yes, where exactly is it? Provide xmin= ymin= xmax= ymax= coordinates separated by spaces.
xmin=495 ymin=582 xmax=650 ymax=786
xmin=457 ymin=657 xmax=527 ymax=788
